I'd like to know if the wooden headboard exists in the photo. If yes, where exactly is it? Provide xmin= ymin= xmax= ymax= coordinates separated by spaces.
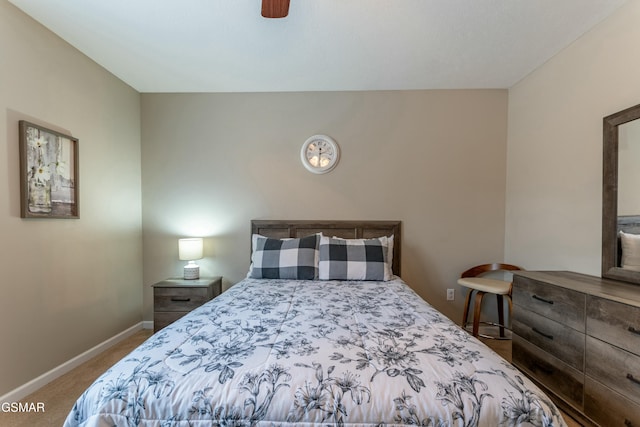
xmin=251 ymin=220 xmax=402 ymax=276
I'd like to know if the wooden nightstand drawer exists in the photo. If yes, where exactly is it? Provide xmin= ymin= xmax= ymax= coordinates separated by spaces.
xmin=586 ymin=335 xmax=640 ymax=405
xmin=513 ymin=308 xmax=584 ymax=371
xmin=587 ymin=295 xmax=640 ymax=356
xmin=154 ymin=286 xmax=212 ymax=311
xmin=512 ymin=276 xmax=585 ymax=332
xmin=154 ymin=312 xmax=188 ymax=332
xmin=152 ymin=277 xmax=222 ymax=332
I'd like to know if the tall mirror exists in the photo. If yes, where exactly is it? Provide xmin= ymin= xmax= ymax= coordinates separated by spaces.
xmin=602 ymin=103 xmax=640 ymax=284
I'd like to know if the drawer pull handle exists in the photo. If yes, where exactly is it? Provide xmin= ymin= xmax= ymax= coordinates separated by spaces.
xmin=627 ymin=373 xmax=640 ymax=386
xmin=171 ymin=297 xmax=191 ymax=302
xmin=532 ymin=295 xmax=554 ymax=305
xmin=626 ymin=419 xmax=633 ymax=427
xmin=532 ymin=327 xmax=554 ymax=340
xmin=629 ymin=326 xmax=640 ymax=336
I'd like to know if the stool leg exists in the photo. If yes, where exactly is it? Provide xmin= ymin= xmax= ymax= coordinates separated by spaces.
xmin=473 ymin=291 xmax=485 ymax=337
xmin=497 ymin=294 xmax=505 ymax=337
xmin=462 ymin=289 xmax=473 ymax=329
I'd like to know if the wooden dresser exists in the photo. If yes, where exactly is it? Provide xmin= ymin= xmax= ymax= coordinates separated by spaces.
xmin=512 ymin=271 xmax=640 ymax=426
xmin=152 ymin=277 xmax=222 ymax=332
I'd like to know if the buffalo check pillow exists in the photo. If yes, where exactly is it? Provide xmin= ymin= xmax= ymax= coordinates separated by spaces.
xmin=248 ymin=233 xmax=319 ymax=280
xmin=318 ymin=235 xmax=393 ymax=281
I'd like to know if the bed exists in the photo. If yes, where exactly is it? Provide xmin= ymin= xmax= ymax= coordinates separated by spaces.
xmin=64 ymin=220 xmax=566 ymax=427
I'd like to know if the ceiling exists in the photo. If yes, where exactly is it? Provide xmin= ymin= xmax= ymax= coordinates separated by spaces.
xmin=8 ymin=0 xmax=628 ymax=93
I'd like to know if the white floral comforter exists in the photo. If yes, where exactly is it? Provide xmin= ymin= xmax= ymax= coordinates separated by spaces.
xmin=64 ymin=277 xmax=566 ymax=426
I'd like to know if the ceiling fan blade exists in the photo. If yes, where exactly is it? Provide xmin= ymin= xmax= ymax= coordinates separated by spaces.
xmin=261 ymin=0 xmax=290 ymax=18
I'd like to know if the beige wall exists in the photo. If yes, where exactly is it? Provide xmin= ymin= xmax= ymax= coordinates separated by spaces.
xmin=141 ymin=90 xmax=508 ymax=323
xmin=0 ymin=1 xmax=142 ymax=396
xmin=506 ymin=0 xmax=640 ymax=274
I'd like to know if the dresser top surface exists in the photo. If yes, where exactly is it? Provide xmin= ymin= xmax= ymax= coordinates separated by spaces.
xmin=514 ymin=270 xmax=640 ymax=307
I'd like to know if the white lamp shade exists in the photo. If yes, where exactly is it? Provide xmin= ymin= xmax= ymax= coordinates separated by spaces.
xmin=178 ymin=238 xmax=203 ymax=261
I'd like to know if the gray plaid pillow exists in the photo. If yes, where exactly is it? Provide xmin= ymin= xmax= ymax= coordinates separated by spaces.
xmin=318 ymin=235 xmax=392 ymax=281
xmin=249 ymin=234 xmax=319 ymax=280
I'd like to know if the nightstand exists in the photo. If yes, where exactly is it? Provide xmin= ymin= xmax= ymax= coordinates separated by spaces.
xmin=152 ymin=276 xmax=222 ymax=332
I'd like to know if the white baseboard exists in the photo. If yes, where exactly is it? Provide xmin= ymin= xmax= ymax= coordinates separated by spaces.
xmin=142 ymin=320 xmax=154 ymax=330
xmin=0 ymin=322 xmax=144 ymax=403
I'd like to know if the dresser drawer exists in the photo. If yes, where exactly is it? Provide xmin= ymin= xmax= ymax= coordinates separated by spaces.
xmin=586 ymin=335 xmax=640 ymax=406
xmin=513 ymin=334 xmax=584 ymax=409
xmin=154 ymin=286 xmax=212 ymax=312
xmin=585 ymin=376 xmax=640 ymax=427
xmin=513 ymin=308 xmax=584 ymax=371
xmin=512 ymin=276 xmax=585 ymax=332
xmin=587 ymin=295 xmax=640 ymax=357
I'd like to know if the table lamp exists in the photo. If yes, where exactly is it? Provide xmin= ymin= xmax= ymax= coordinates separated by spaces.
xmin=178 ymin=238 xmax=203 ymax=280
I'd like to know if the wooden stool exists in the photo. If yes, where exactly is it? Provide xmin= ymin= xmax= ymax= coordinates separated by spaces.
xmin=458 ymin=263 xmax=523 ymax=338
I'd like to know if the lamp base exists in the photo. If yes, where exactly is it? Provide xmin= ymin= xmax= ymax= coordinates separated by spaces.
xmin=183 ymin=262 xmax=200 ymax=280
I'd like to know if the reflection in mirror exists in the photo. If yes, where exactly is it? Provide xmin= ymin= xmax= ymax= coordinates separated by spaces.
xmin=618 ymin=119 xmax=640 ymax=216
xmin=602 ymin=103 xmax=640 ymax=284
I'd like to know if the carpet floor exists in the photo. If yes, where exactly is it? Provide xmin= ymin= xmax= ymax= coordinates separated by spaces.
xmin=0 ymin=329 xmax=153 ymax=427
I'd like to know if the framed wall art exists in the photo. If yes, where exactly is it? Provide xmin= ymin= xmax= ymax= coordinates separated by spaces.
xmin=19 ymin=120 xmax=79 ymax=219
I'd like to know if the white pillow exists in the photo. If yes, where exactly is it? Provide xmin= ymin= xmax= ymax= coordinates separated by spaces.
xmin=620 ymin=231 xmax=640 ymax=271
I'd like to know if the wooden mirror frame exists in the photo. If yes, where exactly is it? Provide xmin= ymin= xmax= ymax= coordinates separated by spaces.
xmin=602 ymin=103 xmax=640 ymax=284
